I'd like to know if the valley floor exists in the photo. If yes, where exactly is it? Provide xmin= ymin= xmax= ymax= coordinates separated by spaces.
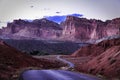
xmin=33 ymin=55 xmax=92 ymax=69
xmin=33 ymin=55 xmax=106 ymax=80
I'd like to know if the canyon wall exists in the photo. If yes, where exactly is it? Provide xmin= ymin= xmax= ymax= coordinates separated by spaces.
xmin=0 ymin=16 xmax=120 ymax=42
xmin=61 ymin=16 xmax=120 ymax=41
xmin=0 ymin=18 xmax=62 ymax=40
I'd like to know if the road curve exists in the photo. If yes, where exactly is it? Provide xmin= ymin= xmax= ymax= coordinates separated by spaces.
xmin=57 ymin=55 xmax=74 ymax=69
xmin=19 ymin=70 xmax=102 ymax=80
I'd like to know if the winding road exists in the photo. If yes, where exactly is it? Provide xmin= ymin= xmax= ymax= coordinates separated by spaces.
xmin=57 ymin=55 xmax=74 ymax=69
xmin=19 ymin=55 xmax=102 ymax=80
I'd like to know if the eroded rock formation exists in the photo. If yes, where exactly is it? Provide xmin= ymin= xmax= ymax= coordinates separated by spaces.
xmin=0 ymin=19 xmax=62 ymax=39
xmin=61 ymin=16 xmax=120 ymax=41
xmin=0 ymin=16 xmax=120 ymax=42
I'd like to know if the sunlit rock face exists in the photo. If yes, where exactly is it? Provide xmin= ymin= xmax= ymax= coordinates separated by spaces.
xmin=61 ymin=16 xmax=120 ymax=42
xmin=0 ymin=18 xmax=62 ymax=39
xmin=105 ymin=18 xmax=120 ymax=36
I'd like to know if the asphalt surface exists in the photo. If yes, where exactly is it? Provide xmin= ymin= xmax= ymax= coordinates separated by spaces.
xmin=19 ymin=56 xmax=101 ymax=80
xmin=19 ymin=70 xmax=102 ymax=80
xmin=56 ymin=55 xmax=74 ymax=68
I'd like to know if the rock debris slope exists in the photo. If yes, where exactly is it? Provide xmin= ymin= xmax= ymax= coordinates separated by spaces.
xmin=73 ymin=38 xmax=120 ymax=79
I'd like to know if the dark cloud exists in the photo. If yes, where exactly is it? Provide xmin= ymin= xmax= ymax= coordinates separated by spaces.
xmin=30 ymin=6 xmax=34 ymax=8
xmin=56 ymin=12 xmax=61 ymax=14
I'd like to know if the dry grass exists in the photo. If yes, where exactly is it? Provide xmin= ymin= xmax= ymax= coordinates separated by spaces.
xmin=33 ymin=55 xmax=58 ymax=61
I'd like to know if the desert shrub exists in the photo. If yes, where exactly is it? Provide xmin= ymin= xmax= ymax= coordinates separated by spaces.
xmin=88 ymin=68 xmax=95 ymax=73
xmin=30 ymin=51 xmax=39 ymax=55
xmin=30 ymin=50 xmax=49 ymax=55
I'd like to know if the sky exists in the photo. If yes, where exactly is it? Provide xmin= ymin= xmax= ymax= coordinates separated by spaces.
xmin=0 ymin=0 xmax=120 ymax=28
xmin=45 ymin=13 xmax=83 ymax=23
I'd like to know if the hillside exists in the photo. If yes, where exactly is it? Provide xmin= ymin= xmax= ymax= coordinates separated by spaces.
xmin=73 ymin=38 xmax=120 ymax=79
xmin=0 ymin=40 xmax=65 ymax=80
xmin=72 ymin=37 xmax=120 ymax=57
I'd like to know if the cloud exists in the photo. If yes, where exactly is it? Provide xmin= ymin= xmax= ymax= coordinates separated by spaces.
xmin=56 ymin=12 xmax=61 ymax=14
xmin=43 ymin=8 xmax=50 ymax=11
xmin=30 ymin=5 xmax=34 ymax=8
xmin=44 ymin=13 xmax=83 ymax=23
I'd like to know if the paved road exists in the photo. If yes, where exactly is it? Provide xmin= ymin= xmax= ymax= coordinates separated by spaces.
xmin=56 ymin=55 xmax=74 ymax=69
xmin=19 ymin=70 xmax=102 ymax=80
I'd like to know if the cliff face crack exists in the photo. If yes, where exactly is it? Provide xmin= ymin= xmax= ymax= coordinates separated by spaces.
xmin=90 ymin=20 xmax=97 ymax=39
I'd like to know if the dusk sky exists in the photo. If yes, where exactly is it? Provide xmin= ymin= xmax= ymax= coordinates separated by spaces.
xmin=0 ymin=0 xmax=120 ymax=28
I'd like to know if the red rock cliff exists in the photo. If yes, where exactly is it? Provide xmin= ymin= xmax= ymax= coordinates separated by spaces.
xmin=0 ymin=19 xmax=62 ymax=39
xmin=61 ymin=16 xmax=120 ymax=41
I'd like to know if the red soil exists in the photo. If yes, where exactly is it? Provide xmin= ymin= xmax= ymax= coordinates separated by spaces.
xmin=73 ymin=38 xmax=120 ymax=79
xmin=0 ymin=40 xmax=65 ymax=79
xmin=72 ymin=38 xmax=120 ymax=57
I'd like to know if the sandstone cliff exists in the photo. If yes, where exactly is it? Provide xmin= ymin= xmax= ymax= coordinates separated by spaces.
xmin=61 ymin=16 xmax=120 ymax=41
xmin=0 ymin=18 xmax=62 ymax=40
xmin=0 ymin=16 xmax=120 ymax=42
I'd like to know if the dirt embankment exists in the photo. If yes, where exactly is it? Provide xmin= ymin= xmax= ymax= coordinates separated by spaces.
xmin=0 ymin=41 xmax=65 ymax=80
xmin=71 ymin=38 xmax=120 ymax=79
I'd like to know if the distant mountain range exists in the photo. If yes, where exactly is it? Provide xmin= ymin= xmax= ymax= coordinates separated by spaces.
xmin=0 ymin=16 xmax=120 ymax=42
